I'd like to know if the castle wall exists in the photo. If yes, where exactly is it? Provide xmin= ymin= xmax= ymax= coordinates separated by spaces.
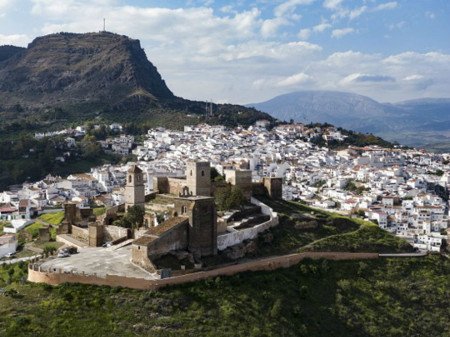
xmin=147 ymin=223 xmax=189 ymax=259
xmin=174 ymin=197 xmax=217 ymax=257
xmin=224 ymin=170 xmax=252 ymax=200
xmin=88 ymin=224 xmax=103 ymax=247
xmin=71 ymin=225 xmax=89 ymax=244
xmin=263 ymin=177 xmax=283 ymax=199
xmin=190 ymin=199 xmax=217 ymax=256
xmin=153 ymin=176 xmax=187 ymax=196
xmin=103 ymin=225 xmax=128 ymax=243
xmin=131 ymin=245 xmax=157 ymax=273
xmin=217 ymin=198 xmax=279 ymax=250
xmin=252 ymin=182 xmax=267 ymax=197
xmin=167 ymin=177 xmax=187 ymax=196
xmin=64 ymin=203 xmax=77 ymax=224
xmin=217 ymin=217 xmax=278 ymax=250
xmin=28 ymin=252 xmax=380 ymax=290
xmin=153 ymin=176 xmax=169 ymax=194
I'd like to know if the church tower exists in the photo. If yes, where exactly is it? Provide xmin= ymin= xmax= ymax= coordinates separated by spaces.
xmin=186 ymin=161 xmax=211 ymax=197
xmin=125 ymin=164 xmax=145 ymax=210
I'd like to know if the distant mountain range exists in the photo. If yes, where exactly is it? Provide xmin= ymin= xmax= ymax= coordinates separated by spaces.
xmin=248 ymin=91 xmax=450 ymax=149
xmin=0 ymin=32 xmax=271 ymax=133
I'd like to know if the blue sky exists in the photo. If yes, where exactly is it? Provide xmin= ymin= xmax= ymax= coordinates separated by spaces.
xmin=0 ymin=0 xmax=449 ymax=104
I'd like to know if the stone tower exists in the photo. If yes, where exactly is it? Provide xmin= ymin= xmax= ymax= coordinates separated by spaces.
xmin=125 ymin=164 xmax=145 ymax=210
xmin=174 ymin=195 xmax=217 ymax=257
xmin=186 ymin=161 xmax=211 ymax=197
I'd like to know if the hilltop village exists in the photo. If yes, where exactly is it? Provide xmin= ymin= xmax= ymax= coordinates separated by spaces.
xmin=1 ymin=122 xmax=449 ymax=264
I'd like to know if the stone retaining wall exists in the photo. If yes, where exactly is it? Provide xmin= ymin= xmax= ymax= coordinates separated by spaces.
xmin=28 ymin=252 xmax=379 ymax=290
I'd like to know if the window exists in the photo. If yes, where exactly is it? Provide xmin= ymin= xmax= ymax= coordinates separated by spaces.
xmin=182 ymin=205 xmax=187 ymax=214
xmin=128 ymin=175 xmax=132 ymax=183
xmin=190 ymin=170 xmax=193 ymax=176
xmin=201 ymin=170 xmax=205 ymax=176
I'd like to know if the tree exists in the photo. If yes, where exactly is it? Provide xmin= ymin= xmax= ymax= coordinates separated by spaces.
xmin=126 ymin=205 xmax=145 ymax=229
xmin=43 ymin=243 xmax=57 ymax=256
xmin=80 ymin=135 xmax=102 ymax=159
xmin=113 ymin=205 xmax=145 ymax=229
xmin=215 ymin=185 xmax=246 ymax=211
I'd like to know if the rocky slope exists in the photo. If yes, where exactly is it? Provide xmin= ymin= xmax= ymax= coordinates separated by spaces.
xmin=0 ymin=32 xmax=271 ymax=130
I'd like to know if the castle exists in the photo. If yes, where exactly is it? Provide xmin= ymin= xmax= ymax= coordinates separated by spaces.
xmin=131 ymin=161 xmax=217 ymax=272
xmin=56 ymin=160 xmax=282 ymax=275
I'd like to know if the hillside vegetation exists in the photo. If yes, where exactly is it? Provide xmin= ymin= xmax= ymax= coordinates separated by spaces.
xmin=255 ymin=198 xmax=413 ymax=257
xmin=0 ymin=255 xmax=448 ymax=337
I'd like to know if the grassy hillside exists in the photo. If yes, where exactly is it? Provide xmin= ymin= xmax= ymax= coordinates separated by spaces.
xmin=256 ymin=198 xmax=413 ymax=256
xmin=0 ymin=255 xmax=448 ymax=337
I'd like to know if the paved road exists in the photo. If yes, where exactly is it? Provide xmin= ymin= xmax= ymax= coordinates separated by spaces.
xmin=0 ymin=254 xmax=41 ymax=266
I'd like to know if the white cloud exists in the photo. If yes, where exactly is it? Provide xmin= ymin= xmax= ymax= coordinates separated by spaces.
xmin=313 ymin=21 xmax=332 ymax=32
xmin=373 ymin=2 xmax=398 ymax=11
xmin=323 ymin=0 xmax=343 ymax=10
xmin=348 ymin=6 xmax=367 ymax=20
xmin=277 ymin=72 xmax=313 ymax=87
xmin=298 ymin=20 xmax=331 ymax=40
xmin=274 ymin=0 xmax=315 ymax=18
xmin=0 ymin=34 xmax=30 ymax=46
xmin=0 ymin=0 xmax=12 ymax=9
xmin=261 ymin=17 xmax=290 ymax=37
xmin=341 ymin=73 xmax=396 ymax=84
xmin=298 ymin=28 xmax=311 ymax=39
xmin=404 ymin=75 xmax=424 ymax=81
xmin=331 ymin=27 xmax=355 ymax=38
xmin=14 ymin=0 xmax=450 ymax=104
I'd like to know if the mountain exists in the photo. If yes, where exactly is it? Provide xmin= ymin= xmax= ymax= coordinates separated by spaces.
xmin=0 ymin=32 xmax=271 ymax=134
xmin=0 ymin=45 xmax=25 ymax=62
xmin=248 ymin=91 xmax=450 ymax=149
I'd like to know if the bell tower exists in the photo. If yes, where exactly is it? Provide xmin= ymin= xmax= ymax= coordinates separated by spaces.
xmin=125 ymin=164 xmax=145 ymax=210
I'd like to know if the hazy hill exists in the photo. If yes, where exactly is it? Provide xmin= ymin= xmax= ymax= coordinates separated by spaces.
xmin=248 ymin=91 xmax=450 ymax=149
xmin=0 ymin=32 xmax=271 ymax=133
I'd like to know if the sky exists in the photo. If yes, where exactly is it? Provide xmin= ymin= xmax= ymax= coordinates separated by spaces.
xmin=0 ymin=0 xmax=449 ymax=104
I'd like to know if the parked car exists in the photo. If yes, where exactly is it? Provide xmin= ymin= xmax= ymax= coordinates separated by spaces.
xmin=5 ymin=252 xmax=15 ymax=258
xmin=102 ymin=241 xmax=112 ymax=248
xmin=57 ymin=251 xmax=70 ymax=258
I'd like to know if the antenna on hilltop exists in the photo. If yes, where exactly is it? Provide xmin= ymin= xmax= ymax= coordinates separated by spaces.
xmin=103 ymin=18 xmax=106 ymax=32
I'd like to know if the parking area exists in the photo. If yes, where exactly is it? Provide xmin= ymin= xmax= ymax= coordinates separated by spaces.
xmin=39 ymin=245 xmax=157 ymax=280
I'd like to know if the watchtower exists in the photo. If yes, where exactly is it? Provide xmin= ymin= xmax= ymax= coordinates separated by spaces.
xmin=125 ymin=164 xmax=145 ymax=210
xmin=174 ymin=194 xmax=217 ymax=257
xmin=186 ymin=161 xmax=211 ymax=197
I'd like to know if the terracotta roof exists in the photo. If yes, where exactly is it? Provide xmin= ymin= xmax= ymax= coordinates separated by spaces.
xmin=147 ymin=216 xmax=189 ymax=236
xmin=133 ymin=234 xmax=158 ymax=246
xmin=0 ymin=205 xmax=17 ymax=213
